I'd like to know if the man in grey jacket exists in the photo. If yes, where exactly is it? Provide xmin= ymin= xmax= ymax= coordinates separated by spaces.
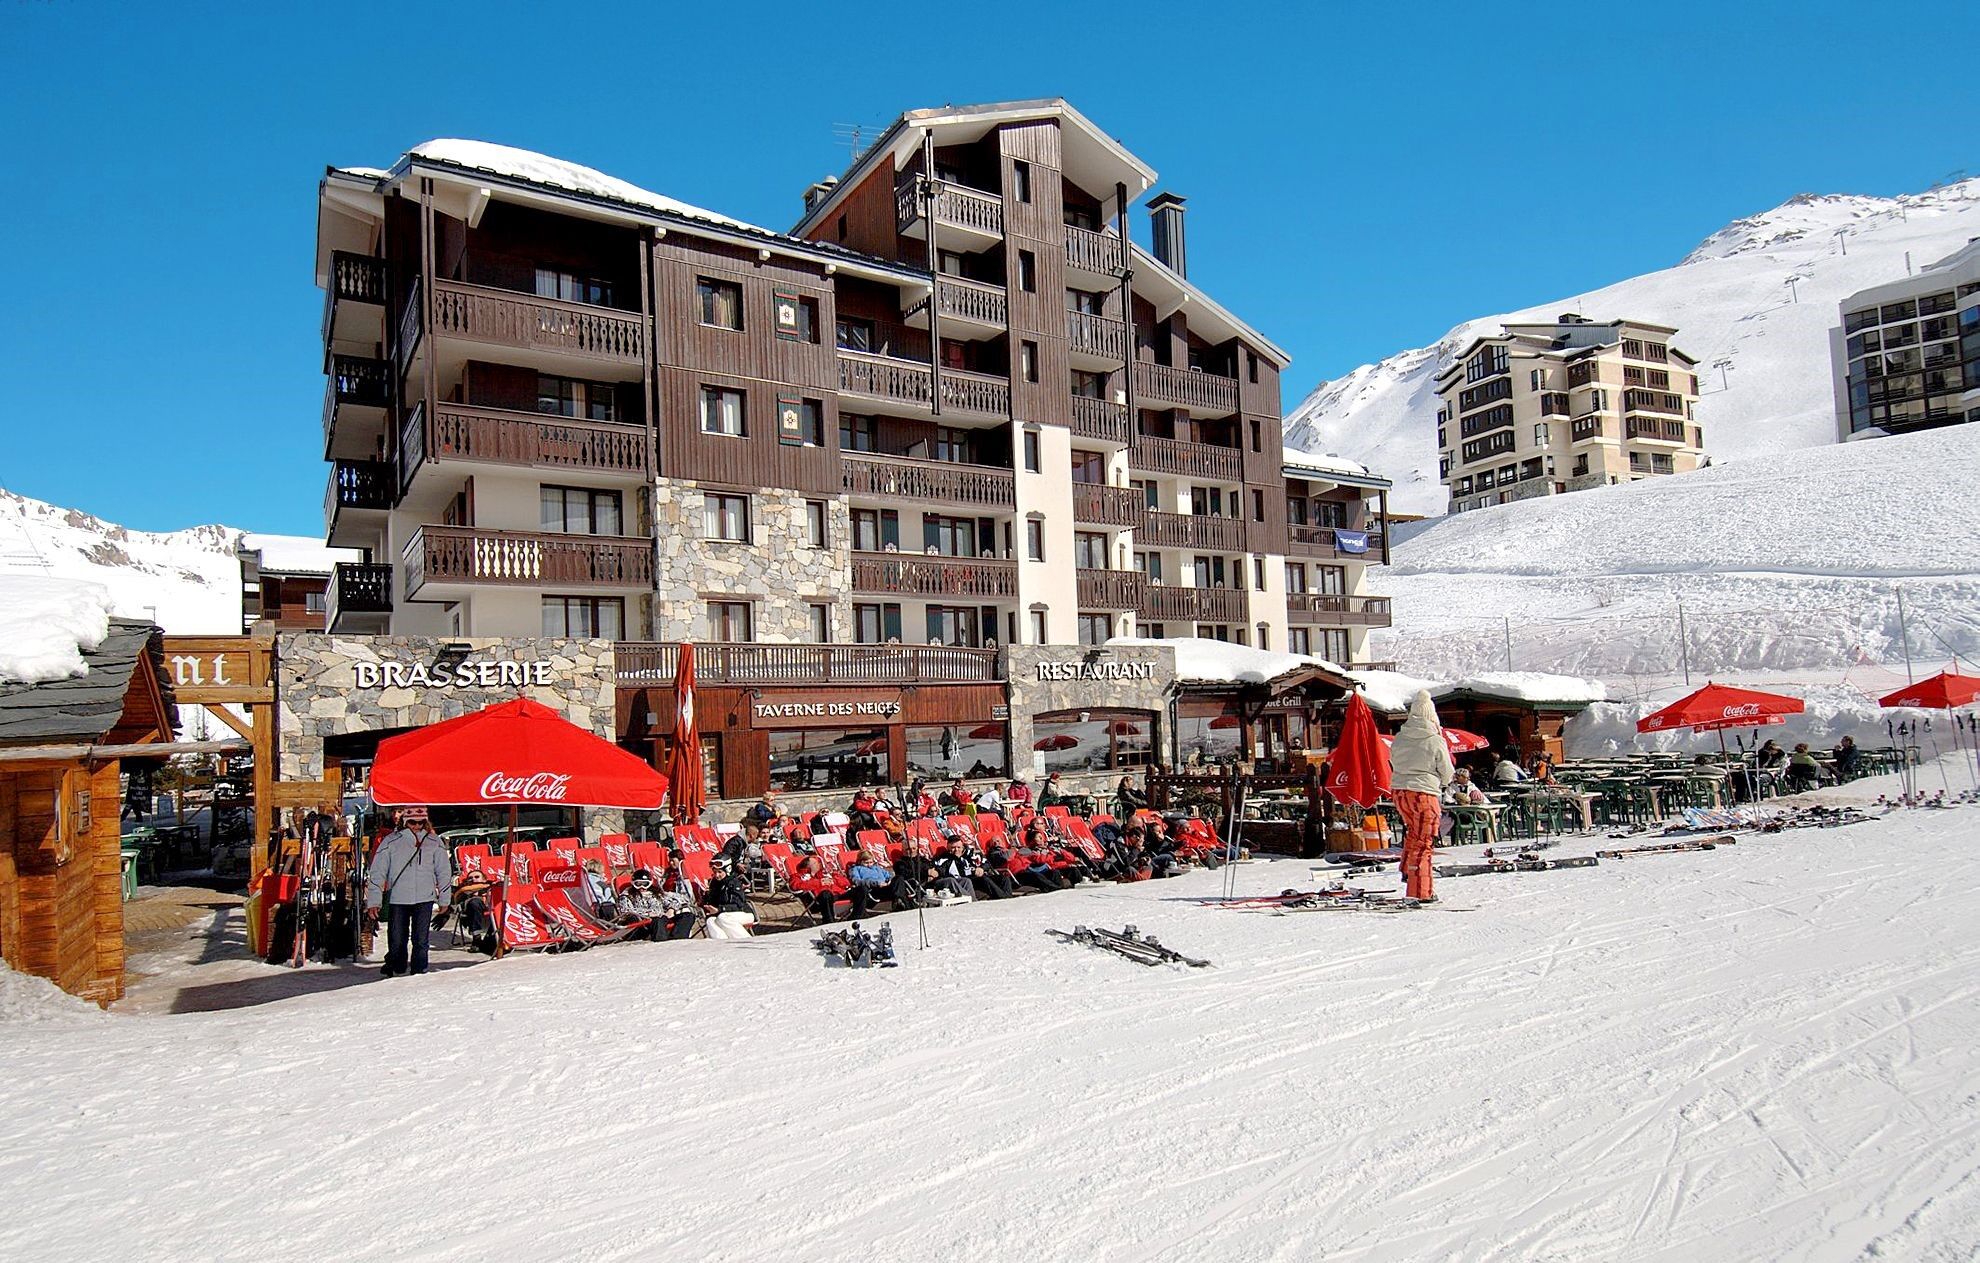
xmin=366 ymin=807 xmax=453 ymax=977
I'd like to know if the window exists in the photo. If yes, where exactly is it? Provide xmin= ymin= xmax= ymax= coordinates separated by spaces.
xmin=1017 ymin=250 xmax=1036 ymax=292
xmin=1134 ymin=551 xmax=1164 ymax=582
xmin=932 ymin=427 xmax=972 ymax=464
xmin=840 ymin=413 xmax=878 ymax=452
xmin=1317 ymin=566 xmax=1346 ymax=595
xmin=1248 ymin=351 xmax=1260 ymax=384
xmin=1074 ymin=531 xmax=1107 ymax=569
xmin=1530 ymin=369 xmax=1544 ymax=391
xmin=1011 ymin=160 xmax=1032 ymax=203
xmin=1286 ymin=563 xmax=1307 ymax=594
xmin=1316 ymin=629 xmax=1350 ymax=662
xmin=700 ymin=386 xmax=745 ymax=436
xmin=1193 ymin=555 xmax=1227 ymax=588
xmin=1068 ymin=290 xmax=1101 ymax=316
xmin=1252 ymin=557 xmax=1266 ymax=589
xmin=767 ymin=728 xmax=885 ymax=791
xmin=1573 ymin=453 xmax=1589 ymax=477
xmin=1033 ymin=709 xmax=1154 ymax=772
xmin=787 ymin=398 xmax=824 ymax=446
xmin=1026 ymin=518 xmax=1045 ymax=562
xmin=1134 ymin=479 xmax=1157 ymax=509
xmin=783 ymin=294 xmax=819 ymax=343
xmin=836 ymin=316 xmax=874 ymax=353
xmin=1078 ymin=613 xmax=1112 ymax=646
xmin=1249 ymin=419 xmax=1262 ymax=452
xmin=1030 ymin=609 xmax=1048 ymax=643
xmin=540 ymin=486 xmax=622 ymax=536
xmin=535 ymin=268 xmax=611 ymax=306
xmin=697 ymin=277 xmax=743 ymax=330
xmin=1257 ymin=624 xmax=1270 ymax=651
xmin=1288 ymin=627 xmax=1318 ymax=656
xmin=926 ymin=605 xmax=989 ymax=647
xmin=854 ymin=602 xmax=902 ymax=643
xmin=305 ymin=590 xmax=327 ymax=615
xmin=807 ymin=603 xmax=832 ymax=643
xmin=1534 ymin=423 xmax=1549 ymax=446
xmin=925 ymin=515 xmax=981 ymax=558
xmin=708 ymin=601 xmax=753 ymax=641
xmin=1070 ymin=449 xmax=1104 ymax=484
xmin=1021 ymin=340 xmax=1039 ymax=383
xmin=1071 ymin=369 xmax=1107 ymax=398
xmin=1023 ymin=429 xmax=1041 ymax=472
xmin=542 ymin=596 xmax=624 ymax=638
xmin=804 ymin=500 xmax=828 ymax=548
xmin=536 ymin=375 xmax=618 ymax=422
xmin=909 ymin=723 xmax=1005 ymax=780
xmin=703 ymin=493 xmax=750 ymax=542
xmin=1252 ymin=489 xmax=1266 ymax=521
xmin=851 ymin=508 xmax=898 ymax=552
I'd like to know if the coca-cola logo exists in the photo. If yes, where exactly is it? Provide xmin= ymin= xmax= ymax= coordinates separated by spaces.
xmin=540 ymin=867 xmax=582 ymax=888
xmin=478 ymin=771 xmax=572 ymax=802
xmin=1720 ymin=703 xmax=1763 ymax=719
xmin=1893 ymin=696 xmax=1923 ymax=707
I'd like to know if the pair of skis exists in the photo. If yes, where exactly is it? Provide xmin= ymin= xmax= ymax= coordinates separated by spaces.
xmin=1595 ymin=836 xmax=1734 ymax=859
xmin=1047 ymin=924 xmax=1210 ymax=968
xmin=1434 ymin=854 xmax=1600 ymax=878
xmin=814 ymin=922 xmax=897 ymax=968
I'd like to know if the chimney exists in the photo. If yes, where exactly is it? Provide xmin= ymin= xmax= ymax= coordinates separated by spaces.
xmin=1149 ymin=192 xmax=1187 ymax=277
xmin=802 ymin=175 xmax=840 ymax=215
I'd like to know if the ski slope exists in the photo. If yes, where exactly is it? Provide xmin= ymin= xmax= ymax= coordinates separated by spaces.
xmin=4 ymin=772 xmax=1978 ymax=1261
xmin=1287 ymin=178 xmax=1980 ymax=515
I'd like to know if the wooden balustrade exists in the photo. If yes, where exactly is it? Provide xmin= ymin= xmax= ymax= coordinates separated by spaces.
xmin=1625 ymin=416 xmax=1688 ymax=442
xmin=1140 ymin=584 xmax=1248 ymax=624
xmin=1138 ymin=510 xmax=1246 ymax=551
xmin=327 ymin=562 xmax=393 ymax=629
xmin=330 ymin=354 xmax=390 ymax=407
xmin=850 ymin=552 xmax=1018 ymax=599
xmin=1066 ymin=310 xmax=1128 ymax=360
xmin=395 ymin=276 xmax=422 ymax=373
xmin=936 ymin=276 xmax=1008 ymax=327
xmin=1130 ymin=435 xmax=1244 ymax=481
xmin=1076 ymin=568 xmax=1147 ymax=609
xmin=431 ymin=280 xmax=644 ymax=364
xmin=404 ymin=526 xmax=653 ymax=596
xmin=897 ymin=181 xmax=1006 ymax=236
xmin=836 ymin=353 xmax=1009 ymax=419
xmin=842 ymin=453 xmax=1014 ymax=508
xmin=1286 ymin=594 xmax=1394 ymax=627
xmin=1286 ymin=524 xmax=1386 ymax=558
xmin=1070 ymin=395 xmax=1132 ymax=445
xmin=1571 ymin=417 xmax=1607 ymax=442
xmin=1064 ymin=225 xmax=1127 ymax=276
xmin=325 ymin=460 xmax=393 ymax=529
xmin=425 ymin=404 xmax=647 ymax=475
xmin=330 ymin=252 xmax=386 ymax=306
xmin=1132 ymin=361 xmax=1238 ymax=414
xmin=616 ymin=642 xmax=1002 ymax=686
xmin=941 ymin=367 xmax=1010 ymax=418
xmin=1071 ymin=482 xmax=1145 ymax=527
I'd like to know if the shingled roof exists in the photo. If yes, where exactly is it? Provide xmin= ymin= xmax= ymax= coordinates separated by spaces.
xmin=0 ymin=619 xmax=174 ymax=746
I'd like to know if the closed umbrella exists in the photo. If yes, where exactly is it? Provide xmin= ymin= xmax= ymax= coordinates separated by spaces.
xmin=1327 ymin=693 xmax=1391 ymax=808
xmin=668 ymin=643 xmax=705 ymax=826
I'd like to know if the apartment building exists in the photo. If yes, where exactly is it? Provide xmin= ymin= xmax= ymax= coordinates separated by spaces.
xmin=1830 ymin=238 xmax=1980 ymax=441
xmin=1433 ymin=316 xmax=1706 ymax=514
xmin=319 ymin=99 xmax=1381 ymax=656
xmin=1280 ymin=450 xmax=1392 ymax=666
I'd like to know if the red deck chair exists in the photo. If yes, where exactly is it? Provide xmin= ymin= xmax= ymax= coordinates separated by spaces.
xmin=944 ymin=814 xmax=978 ymax=842
xmin=1060 ymin=817 xmax=1108 ymax=863
xmin=573 ymin=845 xmax=609 ymax=874
xmin=675 ymin=847 xmax=714 ymax=892
xmin=1044 ymin=805 xmax=1071 ymax=819
xmin=599 ymin=834 xmax=634 ymax=873
xmin=493 ymin=884 xmax=557 ymax=953
xmin=811 ymin=834 xmax=846 ymax=869
xmin=1091 ymin=811 xmax=1116 ymax=826
xmin=854 ymin=828 xmax=889 ymax=857
xmin=627 ymin=841 xmax=669 ymax=875
xmin=545 ymin=836 xmax=581 ymax=855
xmin=760 ymin=840 xmax=795 ymax=877
xmin=974 ymin=814 xmax=1010 ymax=845
xmin=503 ymin=841 xmax=539 ymax=885
xmin=905 ymin=818 xmax=944 ymax=852
xmin=455 ymin=844 xmax=497 ymax=883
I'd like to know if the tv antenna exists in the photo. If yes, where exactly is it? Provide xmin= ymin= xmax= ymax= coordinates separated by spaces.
xmin=831 ymin=123 xmax=884 ymax=164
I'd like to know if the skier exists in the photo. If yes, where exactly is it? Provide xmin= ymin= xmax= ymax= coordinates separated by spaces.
xmin=364 ymin=807 xmax=453 ymax=977
xmin=1389 ymin=690 xmax=1455 ymax=902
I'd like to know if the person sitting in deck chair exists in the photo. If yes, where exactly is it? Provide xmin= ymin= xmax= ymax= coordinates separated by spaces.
xmin=617 ymin=868 xmax=671 ymax=942
xmin=1112 ymin=826 xmax=1151 ymax=882
xmin=580 ymin=860 xmax=619 ymax=923
xmin=931 ymin=838 xmax=978 ymax=901
xmin=701 ymin=857 xmax=757 ymax=939
xmin=792 ymin=853 xmax=851 ymax=923
xmin=1013 ymin=821 xmax=1066 ymax=892
xmin=846 ymin=846 xmax=900 ymax=918
xmin=973 ymin=836 xmax=1018 ymax=900
xmin=1142 ymin=818 xmax=1181 ymax=878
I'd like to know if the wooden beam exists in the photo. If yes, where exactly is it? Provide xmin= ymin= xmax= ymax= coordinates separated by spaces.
xmin=170 ymin=685 xmax=273 ymax=705
xmin=0 ymin=738 xmax=249 ymax=765
xmin=269 ymin=781 xmax=339 ymax=810
xmin=201 ymin=705 xmax=254 ymax=742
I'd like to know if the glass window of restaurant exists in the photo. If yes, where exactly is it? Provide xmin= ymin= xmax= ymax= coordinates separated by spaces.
xmin=766 ymin=728 xmax=888 ymax=792
xmin=1176 ymin=712 xmax=1243 ymax=766
xmin=906 ymin=723 xmax=1007 ymax=781
xmin=1030 ymin=709 xmax=1156 ymax=774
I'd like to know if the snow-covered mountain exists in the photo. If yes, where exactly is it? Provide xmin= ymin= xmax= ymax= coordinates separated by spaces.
xmin=1288 ymin=179 xmax=1980 ymax=516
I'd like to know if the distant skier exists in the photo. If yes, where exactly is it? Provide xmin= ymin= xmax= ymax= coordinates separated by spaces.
xmin=1389 ymin=691 xmax=1455 ymax=901
xmin=364 ymin=807 xmax=452 ymax=977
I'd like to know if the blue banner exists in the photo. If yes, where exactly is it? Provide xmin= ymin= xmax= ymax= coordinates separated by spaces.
xmin=1334 ymin=529 xmax=1369 ymax=555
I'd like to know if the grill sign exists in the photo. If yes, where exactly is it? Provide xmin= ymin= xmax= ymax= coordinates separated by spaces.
xmin=352 ymin=660 xmax=554 ymax=690
xmin=479 ymin=772 xmax=573 ymax=802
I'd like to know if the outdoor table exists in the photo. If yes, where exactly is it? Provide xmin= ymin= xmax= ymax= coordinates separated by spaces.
xmin=1449 ymin=802 xmax=1506 ymax=846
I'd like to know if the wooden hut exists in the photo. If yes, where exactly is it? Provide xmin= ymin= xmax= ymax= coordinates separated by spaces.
xmin=0 ymin=619 xmax=178 ymax=1003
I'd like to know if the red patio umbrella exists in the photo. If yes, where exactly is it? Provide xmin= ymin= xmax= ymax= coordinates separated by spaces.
xmin=1106 ymin=719 xmax=1143 ymax=736
xmin=1033 ymin=734 xmax=1079 ymax=751
xmin=1326 ymin=693 xmax=1391 ymax=807
xmin=1381 ymin=726 xmax=1489 ymax=755
xmin=1879 ymin=671 xmax=1980 ymax=710
xmin=668 ymin=643 xmax=705 ymax=824
xmin=1208 ymin=715 xmax=1241 ymax=730
xmin=371 ymin=697 xmax=669 ymax=808
xmin=966 ymin=723 xmax=1004 ymax=740
xmin=1637 ymin=683 xmax=1805 ymax=735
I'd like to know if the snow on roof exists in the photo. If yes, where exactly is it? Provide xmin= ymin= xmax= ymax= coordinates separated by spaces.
xmin=240 ymin=533 xmax=360 ymax=576
xmin=1282 ymin=447 xmax=1371 ymax=478
xmin=1431 ymin=673 xmax=1609 ymax=705
xmin=403 ymin=139 xmax=763 ymax=234
xmin=0 ymin=577 xmax=116 ymax=684
xmin=1108 ymin=637 xmax=1344 ymax=686
xmin=1345 ymin=668 xmax=1439 ymax=714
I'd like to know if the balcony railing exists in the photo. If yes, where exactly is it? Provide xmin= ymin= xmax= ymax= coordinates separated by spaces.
xmin=850 ymin=552 xmax=1018 ymax=599
xmin=896 ymin=181 xmax=1005 ymax=237
xmin=330 ymin=251 xmax=386 ymax=306
xmin=1076 ymin=568 xmax=1146 ymax=609
xmin=842 ymin=452 xmax=1014 ymax=508
xmin=836 ymin=352 xmax=1010 ymax=420
xmin=431 ymin=280 xmax=644 ymax=365
xmin=1287 ymin=594 xmax=1394 ymax=627
xmin=1072 ymin=482 xmax=1145 ymax=528
xmin=935 ymin=276 xmax=1008 ymax=327
xmin=616 ymin=642 xmax=1002 ymax=686
xmin=395 ymin=276 xmax=423 ymax=374
xmin=403 ymin=526 xmax=653 ymax=596
xmin=1133 ymin=361 xmax=1239 ymax=415
xmin=1286 ymin=524 xmax=1385 ymax=558
xmin=1070 ymin=395 xmax=1132 ymax=445
xmin=1066 ymin=310 xmax=1128 ymax=360
xmin=1131 ymin=435 xmax=1244 ymax=481
xmin=325 ymin=459 xmax=393 ymax=527
xmin=1138 ymin=510 xmax=1246 ymax=551
xmin=330 ymin=354 xmax=390 ymax=408
xmin=1140 ymin=585 xmax=1248 ymax=624
xmin=424 ymin=403 xmax=647 ymax=475
xmin=326 ymin=562 xmax=393 ymax=629
xmin=1064 ymin=225 xmax=1127 ymax=277
xmin=1625 ymin=416 xmax=1687 ymax=442
xmin=1571 ymin=417 xmax=1607 ymax=442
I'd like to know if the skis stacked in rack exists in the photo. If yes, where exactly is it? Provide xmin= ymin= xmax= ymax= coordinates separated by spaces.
xmin=814 ymin=922 xmax=896 ymax=968
xmin=1596 ymin=836 xmax=1735 ymax=859
xmin=1046 ymin=925 xmax=1210 ymax=968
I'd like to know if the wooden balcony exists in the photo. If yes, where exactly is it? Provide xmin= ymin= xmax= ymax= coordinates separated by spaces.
xmin=1287 ymin=594 xmax=1393 ymax=627
xmin=1571 ymin=417 xmax=1608 ymax=443
xmin=1076 ymin=568 xmax=1146 ymax=610
xmin=835 ymin=352 xmax=1010 ymax=421
xmin=1130 ymin=435 xmax=1244 ymax=481
xmin=322 ymin=354 xmax=391 ymax=459
xmin=1133 ymin=361 xmax=1239 ymax=416
xmin=1138 ymin=510 xmax=1246 ymax=552
xmin=1064 ymin=225 xmax=1127 ymax=278
xmin=419 ymin=403 xmax=648 ymax=477
xmin=430 ymin=280 xmax=644 ymax=367
xmin=896 ymin=180 xmax=1005 ymax=241
xmin=1066 ymin=310 xmax=1128 ymax=360
xmin=1287 ymin=524 xmax=1386 ymax=559
xmin=616 ymin=642 xmax=1001 ymax=686
xmin=323 ymin=251 xmax=386 ymax=346
xmin=933 ymin=276 xmax=1008 ymax=330
xmin=403 ymin=526 xmax=653 ymax=597
xmin=842 ymin=453 xmax=1014 ymax=509
xmin=324 ymin=459 xmax=393 ymax=537
xmin=1140 ymin=585 xmax=1248 ymax=625
xmin=850 ymin=552 xmax=1018 ymax=600
xmin=1625 ymin=416 xmax=1688 ymax=443
xmin=1072 ymin=483 xmax=1145 ymax=528
xmin=1070 ymin=395 xmax=1132 ymax=445
xmin=326 ymin=562 xmax=393 ymax=631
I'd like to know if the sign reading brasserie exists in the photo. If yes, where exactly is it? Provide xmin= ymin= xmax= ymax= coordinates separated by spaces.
xmin=352 ymin=659 xmax=555 ymax=690
xmin=1034 ymin=660 xmax=1157 ymax=682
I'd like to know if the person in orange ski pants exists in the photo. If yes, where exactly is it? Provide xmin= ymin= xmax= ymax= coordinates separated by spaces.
xmin=1394 ymin=789 xmax=1442 ymax=901
xmin=1387 ymin=690 xmax=1456 ymax=901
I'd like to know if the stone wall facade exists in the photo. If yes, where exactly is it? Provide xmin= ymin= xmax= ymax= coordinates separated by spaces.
xmin=652 ymin=478 xmax=851 ymax=641
xmin=1003 ymin=644 xmax=1178 ymax=776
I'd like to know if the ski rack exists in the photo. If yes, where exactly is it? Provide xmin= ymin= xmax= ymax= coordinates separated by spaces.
xmin=1047 ymin=924 xmax=1210 ymax=968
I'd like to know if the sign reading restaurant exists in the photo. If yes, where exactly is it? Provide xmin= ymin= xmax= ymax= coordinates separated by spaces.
xmin=352 ymin=659 xmax=556 ymax=690
xmin=1033 ymin=660 xmax=1157 ymax=682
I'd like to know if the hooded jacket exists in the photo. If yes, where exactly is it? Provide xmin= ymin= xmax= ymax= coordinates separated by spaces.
xmin=1388 ymin=690 xmax=1456 ymax=796
xmin=365 ymin=827 xmax=453 ymax=908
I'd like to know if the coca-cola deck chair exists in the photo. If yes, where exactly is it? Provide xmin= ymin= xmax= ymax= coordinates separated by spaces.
xmin=531 ymin=860 xmax=643 ymax=949
xmin=492 ymin=884 xmax=557 ymax=955
xmin=1058 ymin=817 xmax=1108 ymax=864
xmin=503 ymin=841 xmax=539 ymax=885
xmin=599 ymin=834 xmax=634 ymax=874
xmin=455 ymin=844 xmax=498 ymax=883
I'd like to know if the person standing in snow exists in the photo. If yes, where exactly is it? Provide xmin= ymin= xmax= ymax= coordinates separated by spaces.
xmin=1390 ymin=691 xmax=1456 ymax=902
xmin=365 ymin=807 xmax=452 ymax=977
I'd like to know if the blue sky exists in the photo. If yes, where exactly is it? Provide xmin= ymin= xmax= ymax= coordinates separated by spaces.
xmin=3 ymin=0 xmax=1975 ymax=535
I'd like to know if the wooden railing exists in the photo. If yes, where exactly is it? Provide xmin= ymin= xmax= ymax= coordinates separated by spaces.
xmin=936 ymin=276 xmax=1008 ymax=327
xmin=403 ymin=526 xmax=653 ymax=596
xmin=395 ymin=276 xmax=422 ymax=374
xmin=1571 ymin=417 xmax=1607 ymax=442
xmin=330 ymin=354 xmax=390 ymax=407
xmin=426 ymin=404 xmax=647 ymax=475
xmin=1071 ymin=482 xmax=1145 ymax=527
xmin=1625 ymin=416 xmax=1687 ymax=442
xmin=325 ymin=459 xmax=393 ymax=527
xmin=1139 ymin=510 xmax=1246 ymax=551
xmin=897 ymin=181 xmax=1005 ymax=237
xmin=398 ymin=403 xmax=427 ymax=492
xmin=327 ymin=562 xmax=393 ymax=629
xmin=616 ymin=642 xmax=1002 ymax=686
xmin=1064 ymin=225 xmax=1127 ymax=276
xmin=1066 ymin=310 xmax=1128 ymax=359
xmin=1076 ymin=568 xmax=1146 ymax=609
xmin=1140 ymin=584 xmax=1248 ymax=624
xmin=1070 ymin=395 xmax=1132 ymax=445
xmin=330 ymin=251 xmax=386 ymax=306
xmin=941 ymin=367 xmax=1010 ymax=418
xmin=1133 ymin=361 xmax=1239 ymax=414
xmin=1287 ymin=524 xmax=1385 ymax=557
xmin=842 ymin=453 xmax=1014 ymax=508
xmin=836 ymin=353 xmax=1010 ymax=419
xmin=850 ymin=552 xmax=1018 ymax=599
xmin=1286 ymin=594 xmax=1393 ymax=627
xmin=431 ymin=280 xmax=644 ymax=364
xmin=1131 ymin=435 xmax=1244 ymax=481
xmin=1622 ymin=389 xmax=1684 ymax=416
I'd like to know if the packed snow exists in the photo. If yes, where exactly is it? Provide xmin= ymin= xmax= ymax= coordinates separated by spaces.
xmin=5 ymin=764 xmax=1979 ymax=1260
xmin=0 ymin=577 xmax=115 ymax=683
xmin=1287 ymin=178 xmax=1980 ymax=514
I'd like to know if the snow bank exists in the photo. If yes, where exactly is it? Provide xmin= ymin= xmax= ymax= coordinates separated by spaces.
xmin=0 ymin=577 xmax=116 ymax=683
xmin=1280 ymin=446 xmax=1377 ymax=481
xmin=0 ymin=964 xmax=103 ymax=1025
xmin=406 ymin=139 xmax=762 ymax=233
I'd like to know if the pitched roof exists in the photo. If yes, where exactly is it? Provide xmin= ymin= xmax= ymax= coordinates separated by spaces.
xmin=0 ymin=619 xmax=169 ymax=746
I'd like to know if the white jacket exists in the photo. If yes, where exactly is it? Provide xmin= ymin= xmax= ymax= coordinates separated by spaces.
xmin=1388 ymin=691 xmax=1456 ymax=796
xmin=365 ymin=828 xmax=453 ymax=908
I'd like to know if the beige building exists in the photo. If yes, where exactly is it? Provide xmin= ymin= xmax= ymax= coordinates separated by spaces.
xmin=1434 ymin=315 xmax=1706 ymax=514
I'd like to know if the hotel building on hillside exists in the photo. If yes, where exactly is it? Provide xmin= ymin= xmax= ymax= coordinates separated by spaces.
xmin=1433 ymin=315 xmax=1706 ymax=514
xmin=312 ymin=98 xmax=1394 ymax=801
xmin=1830 ymin=238 xmax=1980 ymax=441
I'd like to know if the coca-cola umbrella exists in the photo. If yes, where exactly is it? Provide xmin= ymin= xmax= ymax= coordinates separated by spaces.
xmin=668 ymin=643 xmax=705 ymax=826
xmin=1637 ymin=682 xmax=1805 ymax=772
xmin=1326 ymin=692 xmax=1392 ymax=808
xmin=1879 ymin=671 xmax=1980 ymax=790
xmin=371 ymin=697 xmax=670 ymax=809
xmin=1381 ymin=726 xmax=1490 ymax=756
xmin=966 ymin=723 xmax=1004 ymax=740
xmin=1033 ymin=734 xmax=1079 ymax=751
